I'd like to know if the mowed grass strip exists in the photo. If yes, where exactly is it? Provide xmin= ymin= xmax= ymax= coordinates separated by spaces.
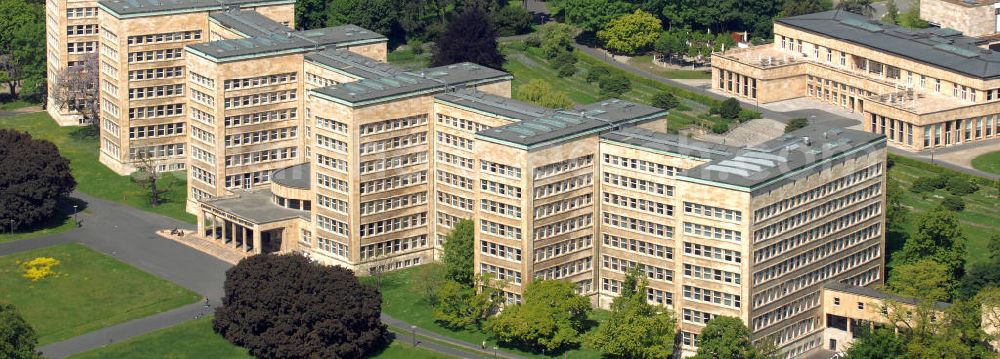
xmin=888 ymin=155 xmax=1000 ymax=266
xmin=69 ymin=316 xmax=455 ymax=359
xmin=0 ymin=112 xmax=194 ymax=223
xmin=971 ymin=150 xmax=1000 ymax=176
xmin=0 ymin=243 xmax=200 ymax=344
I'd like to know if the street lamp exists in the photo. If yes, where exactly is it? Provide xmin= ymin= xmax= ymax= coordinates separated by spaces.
xmin=493 ymin=346 xmax=498 ymax=358
xmin=410 ymin=325 xmax=416 ymax=347
xmin=73 ymin=205 xmax=79 ymax=227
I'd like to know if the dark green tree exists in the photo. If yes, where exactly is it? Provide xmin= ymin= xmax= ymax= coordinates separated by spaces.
xmin=0 ymin=129 xmax=76 ymax=229
xmin=325 ymin=0 xmax=398 ymax=38
xmin=599 ymin=73 xmax=631 ymax=97
xmin=485 ymin=279 xmax=592 ymax=354
xmin=294 ymin=0 xmax=327 ymax=30
xmin=898 ymin=206 xmax=967 ymax=282
xmin=941 ymin=195 xmax=966 ymax=212
xmin=782 ymin=0 xmax=831 ymax=17
xmin=885 ymin=178 xmax=908 ymax=232
xmin=434 ymin=274 xmax=505 ymax=329
xmin=959 ymin=235 xmax=1000 ymax=298
xmin=586 ymin=269 xmax=676 ymax=358
xmin=835 ymin=0 xmax=876 ymax=17
xmin=691 ymin=316 xmax=769 ymax=359
xmin=586 ymin=66 xmax=611 ymax=83
xmin=0 ymin=303 xmax=42 ymax=359
xmin=784 ymin=118 xmax=809 ymax=133
xmin=0 ymin=0 xmax=46 ymax=100
xmin=562 ymin=0 xmax=634 ymax=34
xmin=492 ymin=6 xmax=533 ymax=36
xmin=653 ymin=30 xmax=687 ymax=65
xmin=214 ymin=254 xmax=389 ymax=359
xmin=888 ymin=258 xmax=956 ymax=302
xmin=650 ymin=91 xmax=680 ymax=110
xmin=945 ymin=176 xmax=979 ymax=196
xmin=717 ymin=97 xmax=742 ymax=120
xmin=431 ymin=7 xmax=505 ymax=70
xmin=442 ymin=219 xmax=475 ymax=287
xmin=843 ymin=326 xmax=905 ymax=359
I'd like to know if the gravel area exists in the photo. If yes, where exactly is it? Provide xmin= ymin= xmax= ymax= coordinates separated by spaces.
xmin=690 ymin=118 xmax=786 ymax=147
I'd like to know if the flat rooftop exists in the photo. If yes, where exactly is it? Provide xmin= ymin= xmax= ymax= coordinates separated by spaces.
xmin=202 ymin=189 xmax=307 ymax=224
xmin=99 ymin=0 xmax=291 ymax=17
xmin=271 ymin=163 xmax=310 ymax=190
xmin=187 ymin=10 xmax=385 ymax=61
xmin=305 ymin=49 xmax=403 ymax=80
xmin=310 ymin=63 xmax=511 ymax=106
xmin=436 ymin=89 xmax=554 ymax=122
xmin=476 ymin=99 xmax=667 ymax=150
xmin=867 ymin=89 xmax=972 ymax=114
xmin=824 ymin=282 xmax=951 ymax=310
xmin=601 ymin=127 xmax=738 ymax=161
xmin=680 ymin=126 xmax=885 ymax=192
xmin=778 ymin=10 xmax=1000 ymax=79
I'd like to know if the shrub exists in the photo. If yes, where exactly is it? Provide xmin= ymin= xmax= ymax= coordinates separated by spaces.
xmin=785 ymin=118 xmax=809 ymax=133
xmin=599 ymin=74 xmax=631 ymax=97
xmin=737 ymin=110 xmax=759 ymax=122
xmin=19 ymin=257 xmax=60 ymax=282
xmin=492 ymin=6 xmax=533 ymax=37
xmin=0 ymin=129 xmax=77 ymax=229
xmin=524 ymin=34 xmax=541 ymax=48
xmin=911 ymin=177 xmax=938 ymax=193
xmin=946 ymin=176 xmax=979 ymax=196
xmin=710 ymin=121 xmax=730 ymax=134
xmin=930 ymin=173 xmax=953 ymax=189
xmin=941 ymin=195 xmax=966 ymax=212
xmin=557 ymin=63 xmax=577 ymax=78
xmin=717 ymin=98 xmax=742 ymax=120
xmin=550 ymin=51 xmax=578 ymax=70
xmin=586 ymin=66 xmax=611 ymax=83
xmin=651 ymin=92 xmax=680 ymax=110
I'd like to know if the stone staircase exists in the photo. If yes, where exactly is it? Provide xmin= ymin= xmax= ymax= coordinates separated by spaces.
xmin=155 ymin=230 xmax=247 ymax=265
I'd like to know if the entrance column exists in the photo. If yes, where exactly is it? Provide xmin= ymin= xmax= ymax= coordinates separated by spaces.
xmin=210 ymin=214 xmax=218 ymax=240
xmin=222 ymin=220 xmax=230 ymax=245
xmin=252 ymin=228 xmax=262 ymax=254
xmin=196 ymin=210 xmax=205 ymax=237
xmin=232 ymin=223 xmax=241 ymax=249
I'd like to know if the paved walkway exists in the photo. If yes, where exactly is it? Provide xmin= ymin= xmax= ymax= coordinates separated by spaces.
xmin=0 ymin=192 xmax=511 ymax=359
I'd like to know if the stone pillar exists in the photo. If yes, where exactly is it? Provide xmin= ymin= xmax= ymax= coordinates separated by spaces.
xmin=197 ymin=210 xmax=205 ymax=237
xmin=232 ymin=223 xmax=241 ymax=249
xmin=252 ymin=228 xmax=260 ymax=254
xmin=210 ymin=214 xmax=217 ymax=240
xmin=222 ymin=220 xmax=230 ymax=245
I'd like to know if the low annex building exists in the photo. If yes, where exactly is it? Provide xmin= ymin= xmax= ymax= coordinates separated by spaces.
xmin=713 ymin=10 xmax=1000 ymax=151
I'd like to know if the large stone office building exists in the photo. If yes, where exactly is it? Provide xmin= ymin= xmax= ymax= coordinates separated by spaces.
xmin=46 ymin=3 xmax=890 ymax=357
xmin=713 ymin=10 xmax=1000 ymax=151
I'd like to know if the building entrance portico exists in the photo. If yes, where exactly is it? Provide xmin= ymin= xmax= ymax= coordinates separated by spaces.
xmin=195 ymin=188 xmax=309 ymax=260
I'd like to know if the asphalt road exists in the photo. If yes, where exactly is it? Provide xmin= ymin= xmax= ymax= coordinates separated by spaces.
xmin=1 ymin=192 xmax=518 ymax=359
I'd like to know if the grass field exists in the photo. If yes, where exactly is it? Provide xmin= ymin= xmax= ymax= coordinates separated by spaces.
xmin=971 ymin=151 xmax=1000 ymax=175
xmin=388 ymin=47 xmax=431 ymax=71
xmin=0 ymin=112 xmax=195 ymax=223
xmin=0 ymin=100 xmax=35 ymax=110
xmin=888 ymin=155 xmax=1000 ymax=266
xmin=0 ymin=243 xmax=200 ymax=344
xmin=629 ymin=55 xmax=712 ymax=80
xmin=501 ymin=42 xmax=721 ymax=133
xmin=69 ymin=316 xmax=455 ymax=359
xmin=372 ymin=264 xmax=608 ymax=359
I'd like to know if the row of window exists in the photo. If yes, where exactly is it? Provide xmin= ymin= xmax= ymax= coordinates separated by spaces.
xmin=317 ymin=172 xmax=350 ymax=193
xmin=359 ymin=212 xmax=427 ymax=238
xmin=534 ymin=193 xmax=592 ymax=220
xmin=129 ymin=103 xmax=183 ymax=119
xmin=128 ymin=66 xmax=183 ymax=81
xmin=603 ymin=212 xmax=672 ymax=238
xmin=224 ymin=127 xmax=296 ymax=147
xmin=683 ymin=222 xmax=742 ymax=243
xmin=534 ymin=235 xmax=592 ymax=262
xmin=754 ymin=182 xmax=881 ymax=243
xmin=534 ymin=155 xmax=592 ymax=180
xmin=127 ymin=48 xmax=183 ymax=63
xmin=360 ymin=152 xmax=427 ymax=174
xmin=481 ymin=241 xmax=522 ymax=262
xmin=316 ymin=193 xmax=348 ymax=213
xmin=754 ymin=223 xmax=881 ymax=286
xmin=360 ymin=235 xmax=428 ymax=260
xmin=534 ymin=214 xmax=592 ymax=241
xmin=436 ymin=151 xmax=473 ymax=169
xmin=360 ymin=171 xmax=426 ymax=195
xmin=603 ymin=153 xmax=677 ymax=176
xmin=604 ymin=192 xmax=672 ymax=216
xmin=753 ymin=163 xmax=881 ymax=222
xmin=129 ymin=122 xmax=184 ymax=139
xmin=129 ymin=84 xmax=183 ymax=100
xmin=224 ymin=72 xmax=297 ymax=91
xmin=683 ymin=285 xmax=740 ymax=309
xmin=316 ymin=236 xmax=349 ymax=259
xmin=225 ymin=147 xmax=297 ymax=168
xmin=128 ymin=30 xmax=201 ymax=45
xmin=481 ymin=199 xmax=520 ymax=218
xmin=536 ymin=256 xmax=592 ymax=280
xmin=316 ymin=154 xmax=348 ymax=173
xmin=481 ymin=160 xmax=521 ymax=179
xmin=360 ymin=192 xmax=427 ymax=216
xmin=224 ymin=170 xmax=270 ymax=189
xmin=534 ymin=173 xmax=592 ymax=199
xmin=190 ymin=71 xmax=215 ymax=88
xmin=683 ymin=242 xmax=741 ymax=264
xmin=602 ymin=172 xmax=672 ymax=196
xmin=603 ymin=233 xmax=672 ymax=260
xmin=436 ymin=113 xmax=488 ymax=132
xmin=438 ymin=191 xmax=474 ymax=211
xmin=480 ymin=219 xmax=522 ymax=240
xmin=753 ymin=243 xmax=880 ymax=309
xmin=481 ymin=179 xmax=521 ymax=198
xmin=683 ymin=263 xmax=741 ymax=286
xmin=360 ymin=132 xmax=426 ymax=154
xmin=225 ymin=108 xmax=297 ymax=127
xmin=602 ymin=255 xmax=672 ymax=282
xmin=223 ymin=90 xmax=296 ymax=109
xmin=683 ymin=202 xmax=741 ymax=223
xmin=360 ymin=114 xmax=427 ymax=136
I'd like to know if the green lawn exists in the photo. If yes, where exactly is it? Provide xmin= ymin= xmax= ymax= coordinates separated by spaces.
xmin=629 ymin=55 xmax=712 ymax=80
xmin=971 ymin=151 xmax=1000 ymax=175
xmin=501 ymin=42 xmax=719 ymax=133
xmin=888 ymin=155 xmax=1000 ymax=266
xmin=0 ymin=112 xmax=195 ymax=223
xmin=0 ymin=243 xmax=201 ymax=345
xmin=69 ymin=316 xmax=454 ymax=359
xmin=388 ymin=47 xmax=431 ymax=71
xmin=0 ymin=100 xmax=35 ymax=111
xmin=372 ymin=264 xmax=606 ymax=359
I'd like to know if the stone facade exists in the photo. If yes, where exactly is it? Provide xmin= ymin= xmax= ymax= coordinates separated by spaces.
xmin=45 ymin=0 xmax=100 ymax=125
xmin=713 ymin=11 xmax=1000 ymax=151
xmin=921 ymin=0 xmax=998 ymax=39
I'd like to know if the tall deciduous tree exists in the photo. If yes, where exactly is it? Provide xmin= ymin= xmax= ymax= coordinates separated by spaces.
xmin=0 ymin=0 xmax=45 ymax=100
xmin=597 ymin=10 xmax=662 ymax=55
xmin=325 ymin=0 xmax=398 ymax=38
xmin=442 ymin=219 xmax=475 ymax=287
xmin=0 ymin=129 xmax=76 ymax=229
xmin=214 ymin=254 xmax=390 ymax=359
xmin=835 ymin=0 xmax=876 ymax=17
xmin=434 ymin=274 xmax=505 ymax=329
xmin=899 ymin=206 xmax=967 ymax=282
xmin=843 ymin=326 xmax=906 ymax=359
xmin=692 ymin=316 xmax=770 ymax=359
xmin=486 ymin=279 xmax=592 ymax=354
xmin=293 ymin=0 xmax=327 ymax=30
xmin=587 ymin=269 xmax=676 ymax=359
xmin=888 ymin=258 xmax=956 ymax=302
xmin=0 ymin=303 xmax=43 ymax=359
xmin=431 ymin=7 xmax=505 ymax=70
xmin=782 ymin=0 xmax=831 ymax=17
xmin=562 ymin=0 xmax=634 ymax=34
xmin=50 ymin=53 xmax=100 ymax=125
xmin=515 ymin=79 xmax=573 ymax=109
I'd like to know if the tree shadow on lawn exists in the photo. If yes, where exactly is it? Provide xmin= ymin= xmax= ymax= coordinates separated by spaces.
xmin=3 ymin=196 xmax=89 ymax=236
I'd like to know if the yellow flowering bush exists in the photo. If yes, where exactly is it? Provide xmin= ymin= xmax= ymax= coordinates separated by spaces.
xmin=20 ymin=257 xmax=61 ymax=281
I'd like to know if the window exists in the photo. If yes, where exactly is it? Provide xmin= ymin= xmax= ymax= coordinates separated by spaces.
xmin=857 ymin=302 xmax=865 ymax=310
xmin=834 ymin=297 xmax=840 ymax=306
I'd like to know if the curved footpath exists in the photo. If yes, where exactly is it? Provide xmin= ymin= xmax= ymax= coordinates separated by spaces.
xmin=0 ymin=192 xmax=518 ymax=359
